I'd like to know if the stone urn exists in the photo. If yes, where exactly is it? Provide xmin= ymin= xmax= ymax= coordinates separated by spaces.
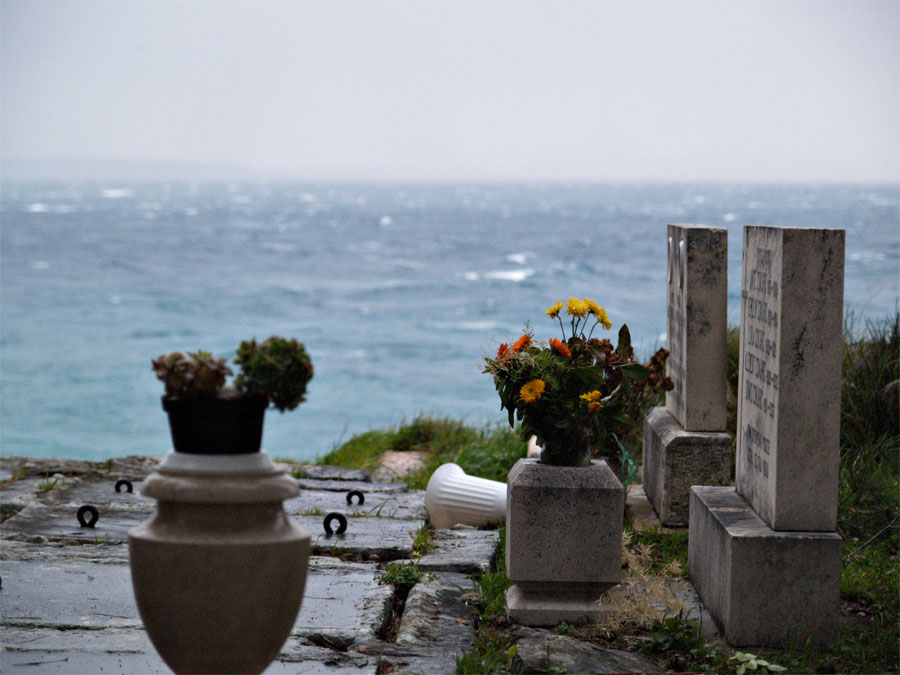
xmin=128 ymin=451 xmax=310 ymax=674
xmin=505 ymin=457 xmax=623 ymax=626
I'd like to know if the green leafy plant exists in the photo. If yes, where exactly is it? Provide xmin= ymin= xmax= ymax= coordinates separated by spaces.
xmin=411 ymin=523 xmax=435 ymax=557
xmin=234 ymin=336 xmax=313 ymax=412
xmin=37 ymin=473 xmax=61 ymax=492
xmin=151 ymin=351 xmax=232 ymax=398
xmin=381 ymin=561 xmax=429 ymax=588
xmin=483 ymin=297 xmax=672 ymax=465
xmin=152 ymin=335 xmax=313 ymax=412
xmin=728 ymin=651 xmax=787 ymax=674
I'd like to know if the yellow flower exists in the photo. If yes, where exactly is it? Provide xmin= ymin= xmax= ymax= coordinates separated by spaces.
xmin=545 ymin=301 xmax=564 ymax=318
xmin=566 ymin=297 xmax=589 ymax=317
xmin=584 ymin=298 xmax=613 ymax=330
xmin=580 ymin=390 xmax=602 ymax=402
xmin=520 ymin=379 xmax=546 ymax=403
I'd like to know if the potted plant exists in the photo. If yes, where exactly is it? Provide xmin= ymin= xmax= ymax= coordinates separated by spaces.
xmin=483 ymin=298 xmax=673 ymax=626
xmin=483 ymin=297 xmax=672 ymax=467
xmin=131 ymin=336 xmax=314 ymax=674
xmin=152 ymin=336 xmax=313 ymax=454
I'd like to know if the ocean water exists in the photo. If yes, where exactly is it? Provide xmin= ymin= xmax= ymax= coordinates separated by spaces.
xmin=1 ymin=182 xmax=897 ymax=462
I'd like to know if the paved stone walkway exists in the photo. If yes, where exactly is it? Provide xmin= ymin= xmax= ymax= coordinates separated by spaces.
xmin=0 ymin=456 xmax=709 ymax=673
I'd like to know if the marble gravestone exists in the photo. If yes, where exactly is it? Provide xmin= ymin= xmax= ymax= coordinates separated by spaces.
xmin=689 ymin=226 xmax=844 ymax=647
xmin=643 ymin=225 xmax=732 ymax=526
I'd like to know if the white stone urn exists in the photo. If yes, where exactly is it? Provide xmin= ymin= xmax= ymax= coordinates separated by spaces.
xmin=129 ymin=451 xmax=310 ymax=675
xmin=505 ymin=458 xmax=623 ymax=626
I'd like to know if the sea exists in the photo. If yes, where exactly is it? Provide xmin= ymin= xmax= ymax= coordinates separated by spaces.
xmin=1 ymin=182 xmax=898 ymax=463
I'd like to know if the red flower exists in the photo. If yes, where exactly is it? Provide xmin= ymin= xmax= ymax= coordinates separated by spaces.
xmin=496 ymin=343 xmax=510 ymax=360
xmin=549 ymin=337 xmax=571 ymax=357
xmin=512 ymin=334 xmax=531 ymax=353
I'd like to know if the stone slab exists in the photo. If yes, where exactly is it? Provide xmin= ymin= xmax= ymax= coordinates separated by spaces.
xmin=665 ymin=224 xmax=728 ymax=431
xmin=1 ymin=504 xmax=148 ymax=544
xmin=514 ymin=629 xmax=663 ymax=673
xmin=291 ymin=557 xmax=394 ymax=648
xmin=1 ymin=560 xmax=142 ymax=629
xmin=396 ymin=572 xmax=477 ymax=649
xmin=293 ymin=465 xmax=372 ymax=482
xmin=0 ymin=627 xmax=375 ymax=674
xmin=416 ymin=529 xmax=499 ymax=574
xmin=688 ymin=486 xmax=841 ymax=647
xmin=642 ymin=407 xmax=732 ymax=526
xmin=295 ymin=478 xmax=405 ymax=493
xmin=297 ymin=515 xmax=425 ymax=561
xmin=506 ymin=584 xmax=616 ymax=626
xmin=736 ymin=226 xmax=844 ymax=532
xmin=284 ymin=488 xmax=426 ymax=520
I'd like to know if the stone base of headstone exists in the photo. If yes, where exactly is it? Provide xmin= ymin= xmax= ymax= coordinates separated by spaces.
xmin=643 ymin=407 xmax=732 ymax=526
xmin=505 ymin=458 xmax=623 ymax=626
xmin=688 ymin=486 xmax=841 ymax=647
xmin=506 ymin=584 xmax=616 ymax=626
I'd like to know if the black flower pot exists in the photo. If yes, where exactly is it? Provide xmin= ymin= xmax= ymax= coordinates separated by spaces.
xmin=162 ymin=395 xmax=268 ymax=454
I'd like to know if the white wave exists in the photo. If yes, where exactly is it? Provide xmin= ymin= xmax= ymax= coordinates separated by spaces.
xmin=848 ymin=251 xmax=887 ymax=262
xmin=301 ymin=193 xmax=317 ymax=203
xmin=485 ymin=268 xmax=535 ymax=282
xmin=101 ymin=188 xmax=133 ymax=199
xmin=185 ymin=207 xmax=199 ymax=216
xmin=26 ymin=203 xmax=49 ymax=213
xmin=658 ymin=332 xmax=667 ymax=344
xmin=32 ymin=260 xmax=49 ymax=269
xmin=506 ymin=252 xmax=529 ymax=265
xmin=379 ymin=215 xmax=393 ymax=226
xmin=232 ymin=195 xmax=251 ymax=204
xmin=463 ymin=272 xmax=479 ymax=281
xmin=723 ymin=213 xmax=736 ymax=222
xmin=458 ymin=321 xmax=499 ymax=331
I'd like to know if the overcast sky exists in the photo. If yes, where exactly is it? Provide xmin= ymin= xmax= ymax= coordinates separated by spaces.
xmin=2 ymin=0 xmax=898 ymax=182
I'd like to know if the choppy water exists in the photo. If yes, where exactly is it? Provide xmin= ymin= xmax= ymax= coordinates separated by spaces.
xmin=1 ymin=182 xmax=897 ymax=461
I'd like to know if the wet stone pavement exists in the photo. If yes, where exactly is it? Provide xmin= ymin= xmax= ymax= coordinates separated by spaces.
xmin=0 ymin=456 xmax=673 ymax=674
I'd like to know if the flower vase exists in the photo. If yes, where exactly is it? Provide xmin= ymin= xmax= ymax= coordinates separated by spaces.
xmin=128 ymin=451 xmax=310 ymax=674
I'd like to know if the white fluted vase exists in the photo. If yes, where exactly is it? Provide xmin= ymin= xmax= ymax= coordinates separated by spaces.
xmin=424 ymin=463 xmax=506 ymax=529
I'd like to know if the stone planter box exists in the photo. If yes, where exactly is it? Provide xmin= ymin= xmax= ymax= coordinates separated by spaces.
xmin=505 ymin=458 xmax=623 ymax=626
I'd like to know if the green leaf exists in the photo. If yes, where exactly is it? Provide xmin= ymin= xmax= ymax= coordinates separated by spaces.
xmin=766 ymin=666 xmax=787 ymax=672
xmin=747 ymin=662 xmax=758 ymax=671
xmin=755 ymin=660 xmax=769 ymax=667
xmin=617 ymin=324 xmax=631 ymax=355
xmin=736 ymin=665 xmax=746 ymax=675
xmin=619 ymin=362 xmax=650 ymax=380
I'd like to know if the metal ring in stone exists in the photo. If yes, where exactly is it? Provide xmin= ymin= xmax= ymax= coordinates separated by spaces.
xmin=77 ymin=504 xmax=99 ymax=528
xmin=115 ymin=479 xmax=133 ymax=493
xmin=323 ymin=512 xmax=348 ymax=535
xmin=346 ymin=490 xmax=365 ymax=506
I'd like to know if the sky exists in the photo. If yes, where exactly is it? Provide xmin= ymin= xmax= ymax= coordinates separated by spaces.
xmin=1 ymin=0 xmax=898 ymax=183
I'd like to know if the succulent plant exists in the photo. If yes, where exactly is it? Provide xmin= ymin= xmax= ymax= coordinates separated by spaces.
xmin=152 ymin=351 xmax=233 ymax=399
xmin=233 ymin=337 xmax=314 ymax=412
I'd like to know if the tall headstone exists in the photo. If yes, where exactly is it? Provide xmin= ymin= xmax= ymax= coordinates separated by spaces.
xmin=643 ymin=225 xmax=731 ymax=526
xmin=689 ymin=226 xmax=844 ymax=647
xmin=735 ymin=227 xmax=844 ymax=531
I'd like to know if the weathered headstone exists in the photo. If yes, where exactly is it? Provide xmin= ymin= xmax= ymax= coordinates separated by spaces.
xmin=643 ymin=224 xmax=731 ymax=526
xmin=689 ymin=226 xmax=845 ymax=647
xmin=735 ymin=227 xmax=845 ymax=531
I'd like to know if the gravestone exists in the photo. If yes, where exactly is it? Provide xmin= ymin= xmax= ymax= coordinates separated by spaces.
xmin=689 ymin=226 xmax=844 ymax=647
xmin=643 ymin=224 xmax=731 ymax=526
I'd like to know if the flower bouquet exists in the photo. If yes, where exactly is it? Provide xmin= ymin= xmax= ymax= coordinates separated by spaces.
xmin=483 ymin=297 xmax=673 ymax=466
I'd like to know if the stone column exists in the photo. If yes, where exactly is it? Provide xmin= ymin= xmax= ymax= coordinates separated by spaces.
xmin=689 ymin=226 xmax=844 ymax=647
xmin=643 ymin=224 xmax=731 ymax=526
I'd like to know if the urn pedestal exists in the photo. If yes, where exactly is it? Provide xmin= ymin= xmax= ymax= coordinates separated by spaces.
xmin=128 ymin=451 xmax=311 ymax=675
xmin=505 ymin=458 xmax=623 ymax=626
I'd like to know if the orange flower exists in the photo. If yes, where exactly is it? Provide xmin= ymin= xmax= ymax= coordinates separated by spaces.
xmin=549 ymin=337 xmax=570 ymax=357
xmin=589 ymin=401 xmax=604 ymax=412
xmin=496 ymin=343 xmax=510 ymax=360
xmin=512 ymin=334 xmax=531 ymax=353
